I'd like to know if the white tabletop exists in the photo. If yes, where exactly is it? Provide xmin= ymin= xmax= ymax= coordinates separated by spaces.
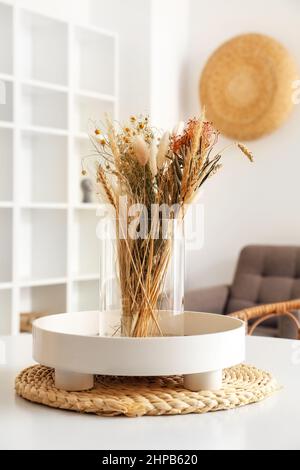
xmin=0 ymin=335 xmax=300 ymax=450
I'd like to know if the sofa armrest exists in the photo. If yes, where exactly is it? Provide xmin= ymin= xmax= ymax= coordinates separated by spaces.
xmin=185 ymin=285 xmax=230 ymax=314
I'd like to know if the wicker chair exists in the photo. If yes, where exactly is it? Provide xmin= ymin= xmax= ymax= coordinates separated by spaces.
xmin=229 ymin=299 xmax=300 ymax=339
xmin=185 ymin=245 xmax=300 ymax=337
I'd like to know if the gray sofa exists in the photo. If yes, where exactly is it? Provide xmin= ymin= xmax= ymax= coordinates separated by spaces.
xmin=186 ymin=245 xmax=300 ymax=337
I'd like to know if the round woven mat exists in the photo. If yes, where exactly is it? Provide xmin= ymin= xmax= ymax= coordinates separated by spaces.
xmin=200 ymin=33 xmax=298 ymax=141
xmin=15 ymin=364 xmax=280 ymax=417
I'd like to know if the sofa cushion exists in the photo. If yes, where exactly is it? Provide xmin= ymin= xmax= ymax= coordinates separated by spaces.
xmin=226 ymin=246 xmax=300 ymax=326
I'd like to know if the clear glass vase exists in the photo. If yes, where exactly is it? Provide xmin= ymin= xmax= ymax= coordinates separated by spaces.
xmin=98 ymin=215 xmax=185 ymax=338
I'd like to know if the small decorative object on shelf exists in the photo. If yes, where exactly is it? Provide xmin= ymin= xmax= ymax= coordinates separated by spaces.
xmin=80 ymin=178 xmax=94 ymax=203
xmin=20 ymin=312 xmax=47 ymax=333
xmin=82 ymin=113 xmax=254 ymax=339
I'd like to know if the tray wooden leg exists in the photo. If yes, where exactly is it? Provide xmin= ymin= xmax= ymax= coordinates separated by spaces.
xmin=55 ymin=369 xmax=94 ymax=391
xmin=184 ymin=370 xmax=222 ymax=392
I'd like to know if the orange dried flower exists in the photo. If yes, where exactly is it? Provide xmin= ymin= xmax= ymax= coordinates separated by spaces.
xmin=171 ymin=119 xmax=196 ymax=152
xmin=171 ymin=119 xmax=218 ymax=153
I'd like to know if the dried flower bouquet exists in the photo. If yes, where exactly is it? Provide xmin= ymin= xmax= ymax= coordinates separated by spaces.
xmin=82 ymin=114 xmax=253 ymax=337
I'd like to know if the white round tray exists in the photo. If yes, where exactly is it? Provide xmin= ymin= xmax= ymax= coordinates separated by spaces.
xmin=33 ymin=311 xmax=245 ymax=392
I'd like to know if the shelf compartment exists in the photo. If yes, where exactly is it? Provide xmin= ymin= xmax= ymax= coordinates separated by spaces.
xmin=19 ymin=10 xmax=68 ymax=86
xmin=20 ymin=131 xmax=68 ymax=203
xmin=72 ymin=209 xmax=99 ymax=277
xmin=0 ymin=3 xmax=13 ymax=75
xmin=0 ymin=288 xmax=12 ymax=335
xmin=0 ymin=80 xmax=13 ymax=123
xmin=21 ymin=84 xmax=68 ymax=130
xmin=74 ymin=94 xmax=114 ymax=134
xmin=74 ymin=27 xmax=115 ymax=96
xmin=0 ymin=208 xmax=12 ymax=283
xmin=19 ymin=208 xmax=67 ymax=281
xmin=71 ymin=279 xmax=99 ymax=312
xmin=0 ymin=128 xmax=13 ymax=202
xmin=20 ymin=283 xmax=67 ymax=317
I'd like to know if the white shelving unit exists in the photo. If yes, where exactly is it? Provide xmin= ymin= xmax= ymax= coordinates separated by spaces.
xmin=72 ymin=208 xmax=100 ymax=277
xmin=20 ymin=283 xmax=67 ymax=317
xmin=20 ymin=84 xmax=68 ymax=130
xmin=0 ymin=0 xmax=119 ymax=334
xmin=0 ymin=208 xmax=12 ymax=283
xmin=0 ymin=288 xmax=12 ymax=335
xmin=19 ymin=10 xmax=68 ymax=86
xmin=71 ymin=279 xmax=99 ymax=312
xmin=0 ymin=79 xmax=13 ymax=123
xmin=0 ymin=127 xmax=13 ymax=201
xmin=0 ymin=2 xmax=13 ymax=76
xmin=20 ymin=131 xmax=68 ymax=203
xmin=19 ymin=208 xmax=68 ymax=282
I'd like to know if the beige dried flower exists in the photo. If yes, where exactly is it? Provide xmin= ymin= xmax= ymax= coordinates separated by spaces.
xmin=156 ymin=132 xmax=170 ymax=169
xmin=132 ymin=135 xmax=150 ymax=166
xmin=149 ymin=139 xmax=158 ymax=177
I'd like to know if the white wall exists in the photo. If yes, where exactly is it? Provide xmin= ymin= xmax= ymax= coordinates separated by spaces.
xmin=150 ymin=0 xmax=189 ymax=129
xmin=90 ymin=0 xmax=189 ymax=128
xmin=185 ymin=0 xmax=300 ymax=289
xmin=16 ymin=0 xmax=90 ymax=23
xmin=90 ymin=0 xmax=152 ymax=121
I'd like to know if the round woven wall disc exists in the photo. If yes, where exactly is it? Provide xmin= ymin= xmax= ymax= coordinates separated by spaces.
xmin=200 ymin=33 xmax=298 ymax=141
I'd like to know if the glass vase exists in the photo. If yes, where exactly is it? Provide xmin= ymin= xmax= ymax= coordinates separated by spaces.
xmin=98 ymin=214 xmax=185 ymax=338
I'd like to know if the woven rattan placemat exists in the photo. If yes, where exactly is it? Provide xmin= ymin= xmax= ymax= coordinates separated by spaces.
xmin=15 ymin=364 xmax=280 ymax=417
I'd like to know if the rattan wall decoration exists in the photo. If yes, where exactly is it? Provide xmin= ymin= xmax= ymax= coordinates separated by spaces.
xmin=200 ymin=33 xmax=298 ymax=141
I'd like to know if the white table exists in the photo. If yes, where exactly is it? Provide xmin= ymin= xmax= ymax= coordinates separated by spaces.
xmin=1 ymin=335 xmax=300 ymax=450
